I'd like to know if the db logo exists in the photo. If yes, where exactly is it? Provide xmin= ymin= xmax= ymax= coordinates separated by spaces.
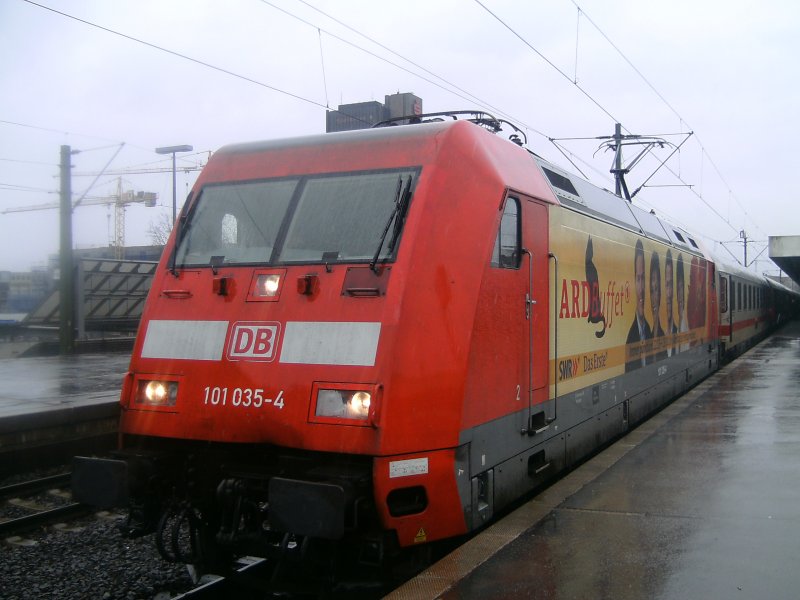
xmin=227 ymin=321 xmax=281 ymax=362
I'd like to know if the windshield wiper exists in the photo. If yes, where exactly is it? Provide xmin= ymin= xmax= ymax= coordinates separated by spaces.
xmin=370 ymin=175 xmax=411 ymax=273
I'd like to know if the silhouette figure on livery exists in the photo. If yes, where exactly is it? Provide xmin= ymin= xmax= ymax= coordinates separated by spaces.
xmin=585 ymin=237 xmax=606 ymax=338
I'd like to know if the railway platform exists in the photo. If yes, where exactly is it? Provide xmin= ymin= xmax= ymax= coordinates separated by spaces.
xmin=391 ymin=319 xmax=800 ymax=600
xmin=0 ymin=351 xmax=129 ymax=477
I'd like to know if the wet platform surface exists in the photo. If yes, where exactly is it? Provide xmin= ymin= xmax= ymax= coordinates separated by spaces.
xmin=0 ymin=352 xmax=129 ymax=431
xmin=392 ymin=320 xmax=800 ymax=599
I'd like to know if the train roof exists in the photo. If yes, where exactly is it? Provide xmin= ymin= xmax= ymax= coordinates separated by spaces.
xmin=202 ymin=119 xmax=558 ymax=207
xmin=210 ymin=117 xmax=710 ymax=261
xmin=215 ymin=120 xmax=445 ymax=156
xmin=709 ymin=251 xmax=764 ymax=282
xmin=532 ymin=156 xmax=706 ymax=259
xmin=708 ymin=252 xmax=800 ymax=297
xmin=765 ymin=275 xmax=800 ymax=295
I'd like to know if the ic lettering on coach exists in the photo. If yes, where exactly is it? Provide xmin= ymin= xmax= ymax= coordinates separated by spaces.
xmin=227 ymin=321 xmax=281 ymax=361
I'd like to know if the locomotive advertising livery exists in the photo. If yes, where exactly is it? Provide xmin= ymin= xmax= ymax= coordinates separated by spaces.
xmin=549 ymin=206 xmax=711 ymax=396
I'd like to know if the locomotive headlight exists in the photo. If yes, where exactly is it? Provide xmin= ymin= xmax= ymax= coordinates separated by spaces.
xmin=315 ymin=388 xmax=373 ymax=421
xmin=247 ymin=270 xmax=286 ymax=302
xmin=350 ymin=391 xmax=371 ymax=413
xmin=346 ymin=391 xmax=371 ymax=419
xmin=145 ymin=381 xmax=168 ymax=402
xmin=137 ymin=380 xmax=178 ymax=406
xmin=255 ymin=274 xmax=281 ymax=297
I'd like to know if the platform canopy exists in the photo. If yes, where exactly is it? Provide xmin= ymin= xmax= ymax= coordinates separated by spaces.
xmin=769 ymin=236 xmax=800 ymax=287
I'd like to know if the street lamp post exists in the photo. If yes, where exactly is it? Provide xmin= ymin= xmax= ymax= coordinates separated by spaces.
xmin=155 ymin=144 xmax=193 ymax=222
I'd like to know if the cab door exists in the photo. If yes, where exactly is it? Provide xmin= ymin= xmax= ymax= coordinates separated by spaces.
xmin=520 ymin=196 xmax=549 ymax=392
xmin=519 ymin=195 xmax=550 ymax=428
xmin=493 ymin=193 xmax=550 ymax=427
xmin=461 ymin=192 xmax=550 ymax=433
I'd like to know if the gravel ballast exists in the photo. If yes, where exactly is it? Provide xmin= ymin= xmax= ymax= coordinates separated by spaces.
xmin=0 ymin=516 xmax=193 ymax=599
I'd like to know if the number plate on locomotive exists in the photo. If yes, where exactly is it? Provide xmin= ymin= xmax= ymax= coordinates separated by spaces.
xmin=203 ymin=386 xmax=285 ymax=409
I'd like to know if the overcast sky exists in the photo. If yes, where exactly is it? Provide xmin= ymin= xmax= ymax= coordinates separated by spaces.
xmin=1 ymin=0 xmax=797 ymax=274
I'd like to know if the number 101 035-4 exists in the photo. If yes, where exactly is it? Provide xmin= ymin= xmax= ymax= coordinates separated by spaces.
xmin=202 ymin=386 xmax=284 ymax=409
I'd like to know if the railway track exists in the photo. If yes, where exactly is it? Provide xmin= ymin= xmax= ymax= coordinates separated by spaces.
xmin=172 ymin=556 xmax=271 ymax=599
xmin=0 ymin=471 xmax=93 ymax=538
xmin=172 ymin=555 xmax=391 ymax=600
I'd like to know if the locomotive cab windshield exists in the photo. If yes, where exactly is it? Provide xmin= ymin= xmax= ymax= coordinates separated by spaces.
xmin=173 ymin=168 xmax=418 ymax=269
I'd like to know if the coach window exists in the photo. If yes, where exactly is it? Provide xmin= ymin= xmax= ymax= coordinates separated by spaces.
xmin=720 ymin=277 xmax=728 ymax=313
xmin=491 ymin=197 xmax=521 ymax=269
xmin=737 ymin=282 xmax=742 ymax=311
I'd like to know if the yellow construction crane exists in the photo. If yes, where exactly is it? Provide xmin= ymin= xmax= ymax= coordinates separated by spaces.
xmin=2 ymin=178 xmax=157 ymax=259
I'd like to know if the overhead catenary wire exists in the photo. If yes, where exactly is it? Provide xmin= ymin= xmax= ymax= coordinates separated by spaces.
xmin=22 ymin=0 xmax=513 ymax=134
xmin=471 ymin=0 xmax=622 ymax=126
xmin=289 ymin=0 xmax=549 ymax=138
xmin=16 ymin=0 xmax=549 ymax=151
xmin=569 ymin=0 xmax=763 ymax=239
xmin=469 ymin=2 xmax=729 ymax=236
xmin=72 ymin=151 xmax=208 ymax=177
xmin=0 ymin=157 xmax=59 ymax=168
xmin=13 ymin=0 xmax=769 ymax=268
xmin=573 ymin=5 xmax=581 ymax=83
xmin=0 ymin=183 xmax=57 ymax=194
xmin=72 ymin=143 xmax=125 ymax=210
xmin=1 ymin=118 xmax=155 ymax=159
xmin=469 ymin=0 xmax=761 ymax=251
xmin=477 ymin=0 xmax=761 ymax=252
xmin=20 ymin=0 xmax=373 ymax=127
xmin=259 ymin=0 xmax=550 ymax=138
xmin=0 ymin=118 xmax=122 ymax=144
xmin=317 ymin=28 xmax=330 ymax=108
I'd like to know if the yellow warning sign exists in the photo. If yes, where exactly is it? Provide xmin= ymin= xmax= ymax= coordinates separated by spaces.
xmin=414 ymin=527 xmax=427 ymax=543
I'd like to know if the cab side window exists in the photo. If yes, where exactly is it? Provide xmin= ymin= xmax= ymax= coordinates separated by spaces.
xmin=491 ymin=197 xmax=521 ymax=269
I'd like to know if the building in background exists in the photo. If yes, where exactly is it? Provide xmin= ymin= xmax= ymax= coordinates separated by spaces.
xmin=326 ymin=92 xmax=423 ymax=132
xmin=68 ymin=245 xmax=163 ymax=264
xmin=0 ymin=245 xmax=164 ymax=314
xmin=0 ymin=268 xmax=53 ymax=313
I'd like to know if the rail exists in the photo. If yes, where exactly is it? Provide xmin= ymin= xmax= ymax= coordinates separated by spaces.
xmin=0 ymin=471 xmax=92 ymax=537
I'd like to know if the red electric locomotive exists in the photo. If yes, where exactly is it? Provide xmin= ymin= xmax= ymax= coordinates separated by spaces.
xmin=73 ymin=112 xmax=796 ymax=574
